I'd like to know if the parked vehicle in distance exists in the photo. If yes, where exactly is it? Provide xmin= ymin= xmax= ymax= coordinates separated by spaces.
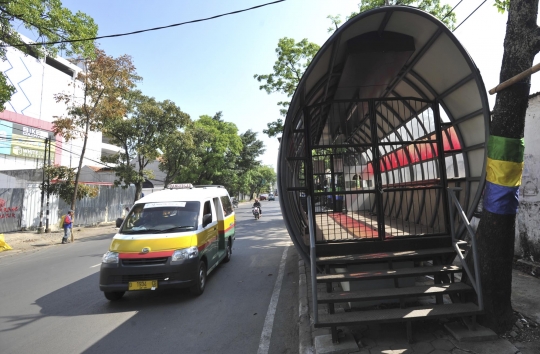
xmin=259 ymin=194 xmax=267 ymax=201
xmin=268 ymin=193 xmax=275 ymax=201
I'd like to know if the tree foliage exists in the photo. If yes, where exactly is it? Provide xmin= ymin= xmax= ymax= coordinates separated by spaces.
xmin=179 ymin=113 xmax=243 ymax=186
xmin=254 ymin=38 xmax=320 ymax=138
xmin=159 ymin=129 xmax=195 ymax=188
xmin=102 ymin=92 xmax=190 ymax=202
xmin=41 ymin=164 xmax=98 ymax=204
xmin=0 ymin=0 xmax=98 ymax=109
xmin=246 ymin=165 xmax=277 ymax=200
xmin=53 ymin=49 xmax=139 ymax=210
xmin=226 ymin=129 xmax=266 ymax=197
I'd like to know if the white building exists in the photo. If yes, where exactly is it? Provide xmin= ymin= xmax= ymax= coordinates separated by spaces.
xmin=0 ymin=34 xmax=119 ymax=187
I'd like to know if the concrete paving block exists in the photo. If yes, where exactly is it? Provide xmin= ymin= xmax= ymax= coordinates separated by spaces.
xmin=410 ymin=341 xmax=435 ymax=354
xmin=512 ymin=269 xmax=540 ymax=324
xmin=452 ymin=350 xmax=469 ymax=354
xmin=314 ymin=333 xmax=359 ymax=354
xmin=453 ymin=338 xmax=519 ymax=354
xmin=444 ymin=321 xmax=498 ymax=342
xmin=513 ymin=341 xmax=540 ymax=354
xmin=430 ymin=338 xmax=455 ymax=351
xmin=356 ymin=337 xmax=376 ymax=349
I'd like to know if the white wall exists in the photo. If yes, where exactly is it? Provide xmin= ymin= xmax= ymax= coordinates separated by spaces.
xmin=517 ymin=94 xmax=540 ymax=261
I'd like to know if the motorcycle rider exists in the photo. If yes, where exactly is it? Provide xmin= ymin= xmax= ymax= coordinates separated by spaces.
xmin=253 ymin=198 xmax=262 ymax=217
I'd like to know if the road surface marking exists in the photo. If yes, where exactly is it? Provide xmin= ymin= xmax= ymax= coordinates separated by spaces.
xmin=91 ymin=263 xmax=101 ymax=268
xmin=258 ymin=246 xmax=288 ymax=354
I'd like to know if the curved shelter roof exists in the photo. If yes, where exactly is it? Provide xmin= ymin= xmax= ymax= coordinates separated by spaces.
xmin=277 ymin=6 xmax=490 ymax=262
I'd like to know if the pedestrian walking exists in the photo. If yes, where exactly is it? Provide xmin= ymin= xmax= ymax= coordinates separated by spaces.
xmin=62 ymin=210 xmax=73 ymax=244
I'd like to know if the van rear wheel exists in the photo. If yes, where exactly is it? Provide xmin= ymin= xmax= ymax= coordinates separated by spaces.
xmin=104 ymin=291 xmax=125 ymax=301
xmin=190 ymin=261 xmax=207 ymax=296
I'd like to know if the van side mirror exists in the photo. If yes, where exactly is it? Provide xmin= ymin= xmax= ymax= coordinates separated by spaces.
xmin=116 ymin=218 xmax=124 ymax=228
xmin=202 ymin=213 xmax=212 ymax=227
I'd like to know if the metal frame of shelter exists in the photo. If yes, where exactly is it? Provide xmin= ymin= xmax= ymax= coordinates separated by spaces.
xmin=277 ymin=6 xmax=491 ymax=263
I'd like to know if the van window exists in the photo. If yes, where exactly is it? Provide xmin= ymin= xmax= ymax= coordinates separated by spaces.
xmin=203 ymin=201 xmax=213 ymax=223
xmin=220 ymin=196 xmax=233 ymax=216
xmin=120 ymin=201 xmax=200 ymax=234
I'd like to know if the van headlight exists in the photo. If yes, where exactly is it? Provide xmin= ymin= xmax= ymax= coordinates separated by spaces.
xmin=172 ymin=246 xmax=198 ymax=262
xmin=102 ymin=251 xmax=119 ymax=264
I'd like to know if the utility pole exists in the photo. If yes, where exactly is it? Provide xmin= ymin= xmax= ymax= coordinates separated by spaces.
xmin=38 ymin=137 xmax=48 ymax=234
xmin=45 ymin=138 xmax=51 ymax=233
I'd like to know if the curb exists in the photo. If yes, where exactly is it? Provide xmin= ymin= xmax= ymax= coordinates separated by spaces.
xmin=299 ymin=259 xmax=314 ymax=354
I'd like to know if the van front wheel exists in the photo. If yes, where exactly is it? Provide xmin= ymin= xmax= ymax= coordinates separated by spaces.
xmin=190 ymin=261 xmax=207 ymax=296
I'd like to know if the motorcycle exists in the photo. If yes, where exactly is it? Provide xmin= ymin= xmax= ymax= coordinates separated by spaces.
xmin=252 ymin=206 xmax=260 ymax=220
xmin=232 ymin=199 xmax=239 ymax=208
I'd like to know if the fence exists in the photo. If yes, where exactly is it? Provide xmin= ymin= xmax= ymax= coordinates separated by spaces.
xmin=0 ymin=188 xmax=24 ymax=233
xmin=0 ymin=185 xmax=135 ymax=232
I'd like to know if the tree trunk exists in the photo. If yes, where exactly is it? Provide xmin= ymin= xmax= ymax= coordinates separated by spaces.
xmin=70 ymin=118 xmax=90 ymax=214
xmin=134 ymin=181 xmax=142 ymax=203
xmin=471 ymin=0 xmax=539 ymax=333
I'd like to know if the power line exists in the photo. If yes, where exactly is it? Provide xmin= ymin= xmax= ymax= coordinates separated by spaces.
xmin=1 ymin=0 xmax=286 ymax=49
xmin=442 ymin=0 xmax=464 ymax=21
xmin=453 ymin=0 xmax=487 ymax=32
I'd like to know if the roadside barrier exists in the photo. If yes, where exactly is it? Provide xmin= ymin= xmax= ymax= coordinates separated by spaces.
xmin=0 ymin=234 xmax=12 ymax=252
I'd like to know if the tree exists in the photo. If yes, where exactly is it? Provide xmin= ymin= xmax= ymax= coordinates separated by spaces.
xmin=227 ymin=129 xmax=266 ymax=197
xmin=466 ymin=0 xmax=539 ymax=333
xmin=53 ymin=49 xmax=139 ymax=212
xmin=247 ymin=165 xmax=277 ymax=200
xmin=159 ymin=129 xmax=195 ymax=188
xmin=181 ymin=114 xmax=242 ymax=185
xmin=255 ymin=3 xmax=456 ymax=138
xmin=103 ymin=93 xmax=191 ymax=202
xmin=254 ymin=38 xmax=320 ymax=138
xmin=0 ymin=0 xmax=98 ymax=109
xmin=237 ymin=129 xmax=265 ymax=172
xmin=41 ymin=164 xmax=98 ymax=204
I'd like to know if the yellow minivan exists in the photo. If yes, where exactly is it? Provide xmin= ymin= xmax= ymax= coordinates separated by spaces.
xmin=99 ymin=184 xmax=235 ymax=300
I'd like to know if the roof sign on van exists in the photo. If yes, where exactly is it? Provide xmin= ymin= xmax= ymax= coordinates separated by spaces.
xmin=144 ymin=202 xmax=187 ymax=208
xmin=168 ymin=183 xmax=193 ymax=189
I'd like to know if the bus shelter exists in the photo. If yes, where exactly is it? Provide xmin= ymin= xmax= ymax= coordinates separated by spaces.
xmin=277 ymin=6 xmax=490 ymax=263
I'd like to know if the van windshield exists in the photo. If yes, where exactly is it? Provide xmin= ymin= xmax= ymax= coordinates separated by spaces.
xmin=120 ymin=201 xmax=200 ymax=234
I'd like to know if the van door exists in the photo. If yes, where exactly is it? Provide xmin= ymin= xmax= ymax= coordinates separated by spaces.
xmin=201 ymin=200 xmax=219 ymax=269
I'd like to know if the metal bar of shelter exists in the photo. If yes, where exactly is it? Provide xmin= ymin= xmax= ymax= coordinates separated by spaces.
xmin=447 ymin=187 xmax=484 ymax=311
xmin=307 ymin=195 xmax=318 ymax=325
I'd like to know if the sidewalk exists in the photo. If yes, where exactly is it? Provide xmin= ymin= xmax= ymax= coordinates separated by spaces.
xmin=0 ymin=223 xmax=117 ymax=259
xmin=301 ymin=260 xmax=540 ymax=354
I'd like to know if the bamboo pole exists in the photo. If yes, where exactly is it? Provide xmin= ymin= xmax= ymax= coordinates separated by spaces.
xmin=489 ymin=62 xmax=540 ymax=95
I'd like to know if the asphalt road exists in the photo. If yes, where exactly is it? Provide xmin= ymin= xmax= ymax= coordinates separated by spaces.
xmin=0 ymin=198 xmax=299 ymax=354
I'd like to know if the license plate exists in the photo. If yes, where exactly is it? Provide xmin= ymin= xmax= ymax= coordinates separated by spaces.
xmin=128 ymin=280 xmax=158 ymax=291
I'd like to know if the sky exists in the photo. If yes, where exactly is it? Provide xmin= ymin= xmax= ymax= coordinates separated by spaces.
xmin=31 ymin=0 xmax=539 ymax=170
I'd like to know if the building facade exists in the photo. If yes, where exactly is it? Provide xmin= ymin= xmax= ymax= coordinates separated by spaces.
xmin=0 ymin=35 xmax=111 ymax=185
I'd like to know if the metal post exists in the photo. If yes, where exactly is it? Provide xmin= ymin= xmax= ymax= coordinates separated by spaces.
xmin=369 ymin=99 xmax=385 ymax=240
xmin=38 ymin=138 xmax=48 ymax=234
xmin=45 ymin=138 xmax=51 ymax=232
xmin=433 ymin=101 xmax=451 ymax=234
xmin=307 ymin=196 xmax=318 ymax=325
